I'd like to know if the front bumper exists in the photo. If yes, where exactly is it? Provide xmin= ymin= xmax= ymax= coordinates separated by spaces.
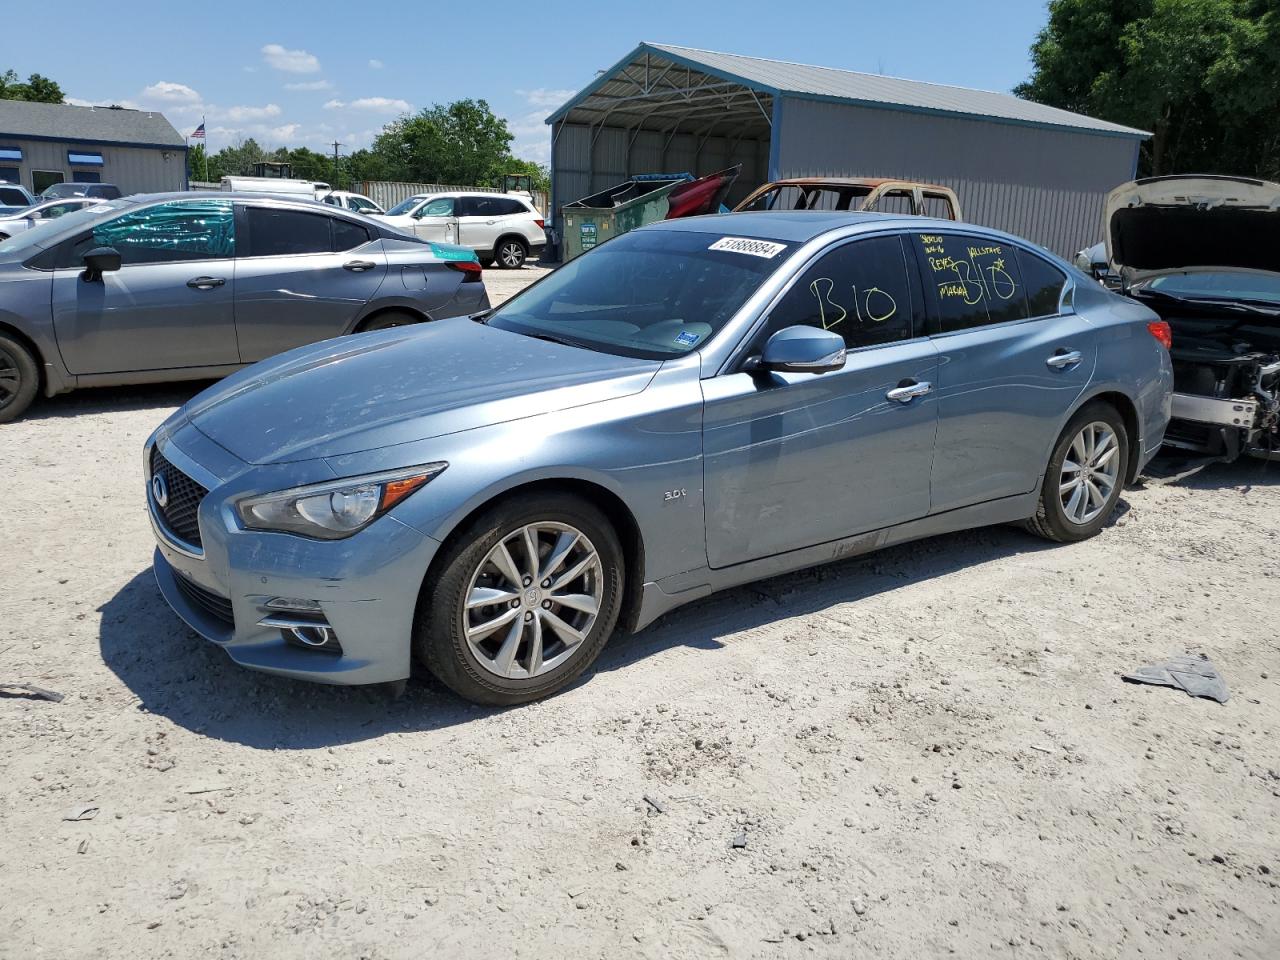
xmin=147 ymin=426 xmax=443 ymax=685
xmin=1166 ymin=391 xmax=1279 ymax=461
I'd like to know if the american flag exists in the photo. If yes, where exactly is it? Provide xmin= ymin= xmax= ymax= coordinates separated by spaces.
xmin=191 ymin=123 xmax=206 ymax=139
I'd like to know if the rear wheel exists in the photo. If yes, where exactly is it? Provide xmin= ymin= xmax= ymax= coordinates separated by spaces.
xmin=494 ymin=236 xmax=528 ymax=269
xmin=415 ymin=493 xmax=624 ymax=705
xmin=356 ymin=310 xmax=421 ymax=333
xmin=0 ymin=333 xmax=38 ymax=424
xmin=1023 ymin=401 xmax=1129 ymax=542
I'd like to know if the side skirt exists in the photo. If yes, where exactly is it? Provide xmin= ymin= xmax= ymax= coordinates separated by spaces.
xmin=632 ymin=491 xmax=1040 ymax=632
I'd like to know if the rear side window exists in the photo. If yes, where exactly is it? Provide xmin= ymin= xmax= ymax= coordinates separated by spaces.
xmin=496 ymin=197 xmax=528 ymax=216
xmin=921 ymin=194 xmax=955 ymax=219
xmin=1018 ymin=250 xmax=1068 ymax=316
xmin=870 ymin=190 xmax=915 ymax=215
xmin=913 ymin=232 xmax=1031 ymax=332
xmin=459 ymin=195 xmax=507 ymax=217
xmin=246 ymin=207 xmax=332 ymax=256
xmin=0 ymin=186 xmax=28 ymax=205
xmin=332 ymin=218 xmax=371 ymax=251
xmin=760 ymin=235 xmax=916 ymax=350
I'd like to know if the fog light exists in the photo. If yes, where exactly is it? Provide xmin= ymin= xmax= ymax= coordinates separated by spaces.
xmin=290 ymin=624 xmax=335 ymax=647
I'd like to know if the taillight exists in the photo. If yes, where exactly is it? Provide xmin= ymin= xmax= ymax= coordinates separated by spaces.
xmin=534 ymin=219 xmax=545 ymax=229
xmin=446 ymin=259 xmax=483 ymax=283
xmin=1146 ymin=320 xmax=1172 ymax=350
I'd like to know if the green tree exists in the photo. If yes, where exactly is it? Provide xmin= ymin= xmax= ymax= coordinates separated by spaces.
xmin=186 ymin=143 xmax=212 ymax=183
xmin=0 ymin=69 xmax=64 ymax=103
xmin=1017 ymin=0 xmax=1280 ymax=178
xmin=208 ymin=138 xmax=267 ymax=178
xmin=369 ymin=99 xmax=515 ymax=185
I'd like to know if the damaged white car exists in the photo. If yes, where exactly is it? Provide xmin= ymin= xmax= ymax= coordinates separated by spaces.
xmin=1106 ymin=175 xmax=1280 ymax=462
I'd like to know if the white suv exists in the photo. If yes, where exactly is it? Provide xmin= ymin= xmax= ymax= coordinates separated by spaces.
xmin=375 ymin=192 xmax=545 ymax=268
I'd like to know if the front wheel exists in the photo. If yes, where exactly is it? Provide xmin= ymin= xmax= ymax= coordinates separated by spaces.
xmin=415 ymin=493 xmax=624 ymax=705
xmin=494 ymin=237 xmax=528 ymax=269
xmin=0 ymin=333 xmax=39 ymax=424
xmin=1023 ymin=401 xmax=1129 ymax=543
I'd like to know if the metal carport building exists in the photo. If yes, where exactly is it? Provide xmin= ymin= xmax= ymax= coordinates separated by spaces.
xmin=546 ymin=43 xmax=1149 ymax=256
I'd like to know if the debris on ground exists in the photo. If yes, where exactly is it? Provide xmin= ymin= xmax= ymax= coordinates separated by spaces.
xmin=642 ymin=794 xmax=667 ymax=814
xmin=1122 ymin=653 xmax=1229 ymax=704
xmin=1 ymin=682 xmax=65 ymax=703
xmin=732 ymin=830 xmax=748 ymax=849
xmin=62 ymin=803 xmax=100 ymax=822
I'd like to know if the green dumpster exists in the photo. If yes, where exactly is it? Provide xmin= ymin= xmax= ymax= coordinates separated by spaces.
xmin=559 ymin=173 xmax=693 ymax=262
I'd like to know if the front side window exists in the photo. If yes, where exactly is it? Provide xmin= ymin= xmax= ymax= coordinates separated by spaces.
xmin=487 ymin=228 xmax=796 ymax=359
xmin=758 ymin=235 xmax=916 ymax=351
xmin=89 ymin=199 xmax=234 ymax=265
xmin=869 ymin=190 xmax=916 ymax=215
xmin=245 ymin=207 xmax=332 ymax=257
xmin=913 ymin=232 xmax=1032 ymax=332
xmin=921 ymin=193 xmax=956 ymax=219
xmin=416 ymin=197 xmax=454 ymax=218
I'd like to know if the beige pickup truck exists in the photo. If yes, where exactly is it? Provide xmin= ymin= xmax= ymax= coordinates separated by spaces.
xmin=734 ymin=177 xmax=962 ymax=219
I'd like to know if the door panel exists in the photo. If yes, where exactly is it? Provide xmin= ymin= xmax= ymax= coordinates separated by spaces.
xmin=909 ymin=231 xmax=1095 ymax=512
xmin=928 ymin=319 xmax=1095 ymax=511
xmin=456 ymin=196 xmax=513 ymax=253
xmin=703 ymin=341 xmax=940 ymax=568
xmin=52 ymin=262 xmax=237 ymax=374
xmin=410 ymin=197 xmax=458 ymax=244
xmin=233 ymin=205 xmax=387 ymax=362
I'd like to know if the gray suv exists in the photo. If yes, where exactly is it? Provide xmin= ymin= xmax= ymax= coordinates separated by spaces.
xmin=0 ymin=193 xmax=489 ymax=422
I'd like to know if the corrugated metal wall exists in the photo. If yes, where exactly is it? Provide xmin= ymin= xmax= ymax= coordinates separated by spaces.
xmin=775 ymin=98 xmax=1139 ymax=256
xmin=550 ymin=123 xmax=771 ymax=227
xmin=4 ymin=139 xmax=186 ymax=196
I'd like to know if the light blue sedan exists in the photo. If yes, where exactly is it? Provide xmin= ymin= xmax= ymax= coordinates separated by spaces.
xmin=146 ymin=211 xmax=1173 ymax=705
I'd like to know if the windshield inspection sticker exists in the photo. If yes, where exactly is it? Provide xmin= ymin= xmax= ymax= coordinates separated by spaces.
xmin=708 ymin=237 xmax=787 ymax=259
xmin=674 ymin=330 xmax=701 ymax=347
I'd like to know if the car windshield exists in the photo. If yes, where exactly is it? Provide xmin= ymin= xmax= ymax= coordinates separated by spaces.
xmin=486 ymin=228 xmax=796 ymax=359
xmin=1140 ymin=272 xmax=1280 ymax=306
xmin=385 ymin=197 xmax=424 ymax=216
xmin=0 ymin=199 xmax=128 ymax=257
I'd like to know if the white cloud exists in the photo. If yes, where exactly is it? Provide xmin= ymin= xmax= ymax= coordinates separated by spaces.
xmin=368 ymin=59 xmax=384 ymax=69
xmin=221 ymin=103 xmax=283 ymax=122
xmin=142 ymin=81 xmax=202 ymax=103
xmin=506 ymin=108 xmax=552 ymax=163
xmin=67 ymin=95 xmax=143 ymax=111
xmin=517 ymin=87 xmax=577 ymax=109
xmin=324 ymin=96 xmax=410 ymax=114
xmin=261 ymin=43 xmax=320 ymax=74
xmin=284 ymin=79 xmax=333 ymax=91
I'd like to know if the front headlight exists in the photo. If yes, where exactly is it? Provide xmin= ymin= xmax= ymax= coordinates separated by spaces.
xmin=236 ymin=463 xmax=447 ymax=540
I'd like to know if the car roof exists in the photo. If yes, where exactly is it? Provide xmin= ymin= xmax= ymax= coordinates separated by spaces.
xmin=648 ymin=210 xmax=1032 ymax=248
xmin=759 ymin=177 xmax=954 ymax=192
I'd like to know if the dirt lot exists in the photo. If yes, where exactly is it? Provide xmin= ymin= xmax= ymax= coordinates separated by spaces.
xmin=2 ymin=263 xmax=1278 ymax=959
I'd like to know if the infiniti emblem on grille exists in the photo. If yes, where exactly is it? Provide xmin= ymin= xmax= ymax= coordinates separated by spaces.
xmin=151 ymin=472 xmax=170 ymax=508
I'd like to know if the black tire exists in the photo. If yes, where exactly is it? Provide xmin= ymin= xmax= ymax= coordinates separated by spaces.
xmin=0 ymin=333 xmax=39 ymax=424
xmin=0 ymin=233 xmax=9 ymax=241
xmin=493 ymin=236 xmax=528 ymax=270
xmin=477 ymin=255 xmax=495 ymax=268
xmin=415 ymin=492 xmax=624 ymax=706
xmin=1023 ymin=400 xmax=1129 ymax=543
xmin=355 ymin=310 xmax=421 ymax=333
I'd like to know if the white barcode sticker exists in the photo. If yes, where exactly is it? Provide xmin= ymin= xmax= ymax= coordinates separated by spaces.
xmin=708 ymin=236 xmax=787 ymax=259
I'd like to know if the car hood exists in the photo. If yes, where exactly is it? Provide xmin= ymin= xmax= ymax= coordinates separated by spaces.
xmin=183 ymin=317 xmax=661 ymax=464
xmin=1106 ymin=176 xmax=1280 ymax=282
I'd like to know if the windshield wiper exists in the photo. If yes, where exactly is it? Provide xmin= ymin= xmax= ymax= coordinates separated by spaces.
xmin=522 ymin=331 xmax=591 ymax=350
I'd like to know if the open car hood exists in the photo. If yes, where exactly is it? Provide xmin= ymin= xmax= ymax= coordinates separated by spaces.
xmin=1106 ymin=176 xmax=1280 ymax=282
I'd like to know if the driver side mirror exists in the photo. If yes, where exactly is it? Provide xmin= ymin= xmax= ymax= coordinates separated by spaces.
xmin=747 ymin=325 xmax=846 ymax=375
xmin=81 ymin=246 xmax=121 ymax=283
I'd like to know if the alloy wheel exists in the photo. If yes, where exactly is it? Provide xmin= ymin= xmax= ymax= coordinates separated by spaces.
xmin=462 ymin=522 xmax=603 ymax=680
xmin=499 ymin=241 xmax=525 ymax=268
xmin=0 ymin=346 xmax=21 ymax=411
xmin=1059 ymin=421 xmax=1121 ymax=525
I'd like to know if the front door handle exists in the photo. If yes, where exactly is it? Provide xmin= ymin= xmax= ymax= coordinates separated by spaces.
xmin=1046 ymin=349 xmax=1083 ymax=369
xmin=886 ymin=380 xmax=933 ymax=403
xmin=186 ymin=276 xmax=225 ymax=290
xmin=344 ymin=260 xmax=376 ymax=272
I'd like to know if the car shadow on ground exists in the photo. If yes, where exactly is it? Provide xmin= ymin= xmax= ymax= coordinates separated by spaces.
xmin=1138 ymin=451 xmax=1279 ymax=491
xmin=21 ymin=381 xmax=212 ymax=421
xmin=99 ymin=520 xmax=1064 ymax=750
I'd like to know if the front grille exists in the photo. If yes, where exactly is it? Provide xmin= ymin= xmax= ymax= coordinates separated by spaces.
xmin=150 ymin=447 xmax=208 ymax=548
xmin=174 ymin=574 xmax=235 ymax=626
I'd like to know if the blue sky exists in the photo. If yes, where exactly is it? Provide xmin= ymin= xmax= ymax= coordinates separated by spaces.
xmin=17 ymin=0 xmax=1049 ymax=163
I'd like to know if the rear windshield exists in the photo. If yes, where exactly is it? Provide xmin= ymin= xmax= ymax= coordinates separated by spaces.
xmin=487 ymin=228 xmax=796 ymax=359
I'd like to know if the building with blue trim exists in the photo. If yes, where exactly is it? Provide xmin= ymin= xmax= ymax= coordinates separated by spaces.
xmin=546 ymin=43 xmax=1150 ymax=256
xmin=0 ymin=99 xmax=187 ymax=198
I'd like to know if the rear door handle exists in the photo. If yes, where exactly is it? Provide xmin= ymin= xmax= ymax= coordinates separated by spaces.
xmin=186 ymin=276 xmax=225 ymax=289
xmin=886 ymin=380 xmax=933 ymax=403
xmin=344 ymin=260 xmax=376 ymax=272
xmin=1046 ymin=349 xmax=1083 ymax=369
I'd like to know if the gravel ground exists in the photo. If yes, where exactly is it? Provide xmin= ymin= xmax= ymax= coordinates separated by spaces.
xmin=2 ymin=263 xmax=1278 ymax=959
